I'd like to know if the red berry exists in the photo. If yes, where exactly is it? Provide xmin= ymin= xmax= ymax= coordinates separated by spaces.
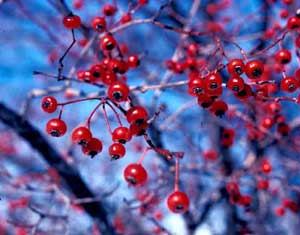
xmin=275 ymin=207 xmax=285 ymax=216
xmin=102 ymin=71 xmax=117 ymax=85
xmin=90 ymin=64 xmax=104 ymax=81
xmin=205 ymin=73 xmax=222 ymax=91
xmin=71 ymin=126 xmax=92 ymax=145
xmin=280 ymin=9 xmax=289 ymax=18
xmin=129 ymin=121 xmax=149 ymax=136
xmin=260 ymin=159 xmax=272 ymax=174
xmin=120 ymin=13 xmax=132 ymax=24
xmin=197 ymin=93 xmax=215 ymax=108
xmin=46 ymin=119 xmax=67 ymax=137
xmin=41 ymin=96 xmax=58 ymax=113
xmin=280 ymin=77 xmax=298 ymax=93
xmin=257 ymin=179 xmax=269 ymax=190
xmin=188 ymin=76 xmax=204 ymax=96
xmin=167 ymin=191 xmax=190 ymax=214
xmin=227 ymin=59 xmax=245 ymax=76
xmin=81 ymin=138 xmax=103 ymax=157
xmin=127 ymin=55 xmax=140 ymax=68
xmin=107 ymin=81 xmax=129 ymax=102
xmin=227 ymin=76 xmax=245 ymax=92
xmin=112 ymin=126 xmax=131 ymax=143
xmin=275 ymin=49 xmax=292 ymax=64
xmin=234 ymin=84 xmax=252 ymax=100
xmin=267 ymin=102 xmax=281 ymax=114
xmin=245 ymin=60 xmax=264 ymax=79
xmin=186 ymin=43 xmax=199 ymax=57
xmin=101 ymin=34 xmax=117 ymax=51
xmin=209 ymin=100 xmax=228 ymax=117
xmin=124 ymin=163 xmax=148 ymax=186
xmin=287 ymin=16 xmax=300 ymax=30
xmin=102 ymin=4 xmax=116 ymax=16
xmin=202 ymin=150 xmax=218 ymax=161
xmin=92 ymin=16 xmax=106 ymax=32
xmin=109 ymin=143 xmax=126 ymax=160
xmin=226 ymin=182 xmax=240 ymax=195
xmin=63 ymin=14 xmax=81 ymax=29
xmin=126 ymin=106 xmax=148 ymax=125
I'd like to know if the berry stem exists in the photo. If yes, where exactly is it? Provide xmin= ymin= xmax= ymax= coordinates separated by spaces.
xmin=174 ymin=156 xmax=180 ymax=192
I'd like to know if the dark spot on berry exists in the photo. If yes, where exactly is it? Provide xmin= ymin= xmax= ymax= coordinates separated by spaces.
xmin=113 ymin=91 xmax=123 ymax=100
xmin=126 ymin=176 xmax=137 ymax=185
xmin=210 ymin=82 xmax=218 ymax=89
xmin=78 ymin=139 xmax=88 ymax=146
xmin=106 ymin=42 xmax=114 ymax=50
xmin=215 ymin=110 xmax=225 ymax=117
xmin=93 ymin=71 xmax=100 ymax=78
xmin=252 ymin=68 xmax=262 ymax=78
xmin=232 ymin=85 xmax=240 ymax=92
xmin=135 ymin=118 xmax=145 ymax=126
xmin=89 ymin=151 xmax=98 ymax=158
xmin=50 ymin=130 xmax=60 ymax=137
xmin=281 ymin=59 xmax=290 ymax=64
xmin=175 ymin=205 xmax=184 ymax=211
xmin=42 ymin=101 xmax=50 ymax=108
xmin=118 ymin=139 xmax=126 ymax=144
xmin=234 ymin=66 xmax=243 ymax=75
xmin=192 ymin=87 xmax=202 ymax=94
xmin=111 ymin=155 xmax=120 ymax=160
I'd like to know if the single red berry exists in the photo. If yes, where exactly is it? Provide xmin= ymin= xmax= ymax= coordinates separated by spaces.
xmin=227 ymin=76 xmax=245 ymax=92
xmin=282 ymin=0 xmax=293 ymax=5
xmin=267 ymin=102 xmax=281 ymax=114
xmin=257 ymin=179 xmax=269 ymax=190
xmin=90 ymin=64 xmax=104 ymax=81
xmin=280 ymin=9 xmax=289 ymax=18
xmin=46 ymin=119 xmax=67 ymax=137
xmin=188 ymin=76 xmax=204 ymax=96
xmin=186 ymin=43 xmax=199 ymax=57
xmin=261 ymin=117 xmax=274 ymax=129
xmin=127 ymin=55 xmax=140 ymax=68
xmin=81 ymin=138 xmax=103 ymax=157
xmin=227 ymin=59 xmax=245 ymax=76
xmin=275 ymin=49 xmax=292 ymax=64
xmin=209 ymin=100 xmax=228 ymax=117
xmin=277 ymin=122 xmax=290 ymax=136
xmin=41 ymin=96 xmax=58 ymax=113
xmin=129 ymin=121 xmax=149 ymax=136
xmin=167 ymin=191 xmax=190 ymax=214
xmin=71 ymin=126 xmax=92 ymax=145
xmin=108 ymin=59 xmax=128 ymax=74
xmin=238 ymin=195 xmax=252 ymax=206
xmin=287 ymin=16 xmax=300 ymax=29
xmin=126 ymin=106 xmax=148 ymax=125
xmin=107 ymin=81 xmax=129 ymax=102
xmin=102 ymin=71 xmax=117 ymax=85
xmin=109 ymin=143 xmax=126 ymax=160
xmin=202 ymin=150 xmax=218 ymax=161
xmin=234 ymin=84 xmax=252 ymax=100
xmin=280 ymin=77 xmax=298 ymax=93
xmin=226 ymin=182 xmax=240 ymax=195
xmin=92 ymin=16 xmax=107 ymax=32
xmin=275 ymin=207 xmax=285 ymax=216
xmin=120 ymin=13 xmax=132 ymax=24
xmin=112 ymin=126 xmax=131 ymax=143
xmin=205 ymin=73 xmax=222 ymax=91
xmin=101 ymin=34 xmax=117 ymax=51
xmin=245 ymin=60 xmax=264 ymax=79
xmin=124 ymin=163 xmax=148 ymax=186
xmin=197 ymin=93 xmax=215 ymax=108
xmin=63 ymin=14 xmax=81 ymax=29
xmin=283 ymin=199 xmax=298 ymax=213
xmin=260 ymin=159 xmax=272 ymax=174
xmin=102 ymin=4 xmax=116 ymax=16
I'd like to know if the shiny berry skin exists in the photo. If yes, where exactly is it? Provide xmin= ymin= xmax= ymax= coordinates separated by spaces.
xmin=112 ymin=126 xmax=131 ymax=143
xmin=109 ymin=143 xmax=126 ymax=160
xmin=286 ymin=16 xmax=300 ymax=30
xmin=102 ymin=71 xmax=117 ymax=85
xmin=81 ymin=138 xmax=103 ymax=157
xmin=101 ymin=34 xmax=117 ymax=51
xmin=126 ymin=106 xmax=148 ymax=125
xmin=188 ymin=77 xmax=204 ymax=96
xmin=102 ymin=4 xmax=116 ymax=16
xmin=197 ymin=93 xmax=215 ymax=108
xmin=227 ymin=76 xmax=245 ymax=92
xmin=92 ymin=17 xmax=106 ymax=32
xmin=245 ymin=60 xmax=264 ymax=79
xmin=129 ymin=122 xmax=149 ymax=136
xmin=41 ymin=96 xmax=58 ymax=113
xmin=275 ymin=49 xmax=292 ymax=64
xmin=205 ymin=73 xmax=222 ymax=91
xmin=127 ymin=55 xmax=140 ymax=68
xmin=46 ymin=119 xmax=67 ymax=137
xmin=107 ymin=81 xmax=129 ymax=102
xmin=260 ymin=159 xmax=272 ymax=174
xmin=123 ymin=163 xmax=148 ymax=186
xmin=167 ymin=191 xmax=190 ymax=214
xmin=275 ymin=207 xmax=285 ymax=216
xmin=280 ymin=77 xmax=298 ymax=93
xmin=90 ymin=64 xmax=104 ymax=81
xmin=71 ymin=126 xmax=92 ymax=145
xmin=226 ymin=182 xmax=240 ymax=195
xmin=257 ymin=179 xmax=269 ymax=190
xmin=63 ymin=14 xmax=81 ymax=29
xmin=209 ymin=100 xmax=228 ymax=117
xmin=227 ymin=59 xmax=245 ymax=76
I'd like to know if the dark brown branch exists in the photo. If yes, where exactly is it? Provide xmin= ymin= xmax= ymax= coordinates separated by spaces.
xmin=0 ymin=102 xmax=115 ymax=235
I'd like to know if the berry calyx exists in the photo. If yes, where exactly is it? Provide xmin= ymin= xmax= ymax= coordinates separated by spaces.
xmin=81 ymin=138 xmax=103 ymax=158
xmin=41 ymin=96 xmax=58 ymax=113
xmin=123 ymin=163 xmax=148 ymax=186
xmin=46 ymin=119 xmax=67 ymax=137
xmin=109 ymin=143 xmax=126 ymax=160
xmin=71 ymin=126 xmax=92 ymax=146
xmin=107 ymin=81 xmax=129 ymax=102
xmin=167 ymin=191 xmax=190 ymax=214
xmin=63 ymin=14 xmax=81 ymax=29
xmin=245 ymin=60 xmax=264 ymax=79
xmin=112 ymin=126 xmax=131 ymax=143
xmin=209 ymin=100 xmax=228 ymax=117
xmin=126 ymin=106 xmax=148 ymax=125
